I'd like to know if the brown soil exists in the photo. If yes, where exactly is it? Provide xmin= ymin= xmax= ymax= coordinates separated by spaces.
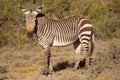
xmin=0 ymin=39 xmax=120 ymax=80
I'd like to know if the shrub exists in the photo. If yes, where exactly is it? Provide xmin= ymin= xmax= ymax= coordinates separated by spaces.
xmin=0 ymin=0 xmax=120 ymax=47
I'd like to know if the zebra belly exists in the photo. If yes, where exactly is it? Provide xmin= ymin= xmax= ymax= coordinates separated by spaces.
xmin=52 ymin=38 xmax=78 ymax=46
xmin=52 ymin=41 xmax=74 ymax=46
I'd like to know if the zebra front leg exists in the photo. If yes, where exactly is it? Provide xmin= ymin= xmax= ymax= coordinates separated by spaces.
xmin=41 ymin=47 xmax=51 ymax=76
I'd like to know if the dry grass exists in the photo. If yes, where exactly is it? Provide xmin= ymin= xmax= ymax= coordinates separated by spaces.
xmin=0 ymin=39 xmax=120 ymax=80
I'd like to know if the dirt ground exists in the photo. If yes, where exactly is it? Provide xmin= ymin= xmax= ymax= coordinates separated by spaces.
xmin=0 ymin=39 xmax=120 ymax=80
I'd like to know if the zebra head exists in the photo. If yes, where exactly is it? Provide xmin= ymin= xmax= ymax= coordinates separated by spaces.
xmin=20 ymin=5 xmax=43 ymax=37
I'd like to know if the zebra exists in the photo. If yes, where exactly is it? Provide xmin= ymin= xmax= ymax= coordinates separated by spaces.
xmin=20 ymin=5 xmax=94 ymax=75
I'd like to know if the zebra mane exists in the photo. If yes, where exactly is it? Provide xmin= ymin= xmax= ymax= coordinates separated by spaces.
xmin=34 ymin=13 xmax=47 ymax=34
xmin=33 ymin=13 xmax=45 ymax=34
xmin=36 ymin=13 xmax=46 ymax=18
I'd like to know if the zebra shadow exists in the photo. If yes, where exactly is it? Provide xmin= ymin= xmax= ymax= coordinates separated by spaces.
xmin=53 ymin=60 xmax=86 ymax=71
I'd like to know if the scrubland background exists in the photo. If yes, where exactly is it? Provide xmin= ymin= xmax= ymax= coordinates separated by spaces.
xmin=0 ymin=0 xmax=120 ymax=80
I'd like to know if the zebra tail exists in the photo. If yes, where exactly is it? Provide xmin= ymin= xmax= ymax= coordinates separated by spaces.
xmin=90 ymin=31 xmax=95 ymax=54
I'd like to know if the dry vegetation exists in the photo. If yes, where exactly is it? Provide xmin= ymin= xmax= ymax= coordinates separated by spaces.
xmin=0 ymin=39 xmax=120 ymax=80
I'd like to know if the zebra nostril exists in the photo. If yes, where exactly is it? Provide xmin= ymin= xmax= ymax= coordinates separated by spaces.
xmin=27 ymin=32 xmax=33 ymax=38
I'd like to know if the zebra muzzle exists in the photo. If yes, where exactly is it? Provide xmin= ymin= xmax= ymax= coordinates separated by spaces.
xmin=27 ymin=25 xmax=34 ymax=33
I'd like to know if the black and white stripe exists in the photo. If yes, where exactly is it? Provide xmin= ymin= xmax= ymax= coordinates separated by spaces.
xmin=36 ymin=15 xmax=94 ymax=55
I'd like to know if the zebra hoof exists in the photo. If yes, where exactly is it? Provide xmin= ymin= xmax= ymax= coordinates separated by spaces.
xmin=73 ymin=65 xmax=79 ymax=71
xmin=49 ymin=69 xmax=54 ymax=75
xmin=73 ymin=60 xmax=80 ymax=71
xmin=41 ymin=68 xmax=49 ymax=76
xmin=73 ymin=68 xmax=78 ymax=71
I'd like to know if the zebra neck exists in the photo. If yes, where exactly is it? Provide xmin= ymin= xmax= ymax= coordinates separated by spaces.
xmin=36 ymin=16 xmax=49 ymax=38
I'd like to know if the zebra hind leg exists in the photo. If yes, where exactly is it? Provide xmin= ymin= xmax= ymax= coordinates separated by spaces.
xmin=73 ymin=43 xmax=91 ymax=71
xmin=73 ymin=53 xmax=85 ymax=71
xmin=73 ymin=40 xmax=85 ymax=71
xmin=85 ymin=36 xmax=95 ymax=67
xmin=84 ymin=51 xmax=90 ymax=67
xmin=83 ymin=44 xmax=92 ymax=68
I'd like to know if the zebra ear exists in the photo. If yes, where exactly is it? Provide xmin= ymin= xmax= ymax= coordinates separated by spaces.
xmin=19 ymin=5 xmax=27 ymax=13
xmin=36 ymin=5 xmax=44 ymax=12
